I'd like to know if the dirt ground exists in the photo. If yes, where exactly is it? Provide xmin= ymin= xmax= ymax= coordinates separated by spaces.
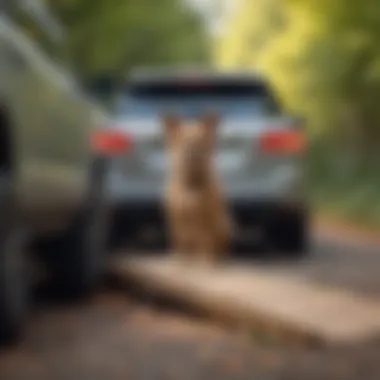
xmin=1 ymin=220 xmax=380 ymax=380
xmin=0 ymin=288 xmax=379 ymax=380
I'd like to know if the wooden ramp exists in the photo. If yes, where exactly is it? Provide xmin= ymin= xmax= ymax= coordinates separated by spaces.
xmin=110 ymin=255 xmax=380 ymax=347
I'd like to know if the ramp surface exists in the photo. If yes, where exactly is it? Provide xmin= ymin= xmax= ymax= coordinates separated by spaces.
xmin=111 ymin=255 xmax=380 ymax=346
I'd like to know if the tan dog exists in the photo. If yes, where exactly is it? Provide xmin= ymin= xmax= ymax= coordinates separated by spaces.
xmin=162 ymin=112 xmax=232 ymax=265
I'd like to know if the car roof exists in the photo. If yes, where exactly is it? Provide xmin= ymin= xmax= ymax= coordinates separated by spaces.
xmin=128 ymin=67 xmax=265 ymax=84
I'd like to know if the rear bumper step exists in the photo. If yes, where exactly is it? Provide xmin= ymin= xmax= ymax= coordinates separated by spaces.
xmin=109 ymin=199 xmax=306 ymax=228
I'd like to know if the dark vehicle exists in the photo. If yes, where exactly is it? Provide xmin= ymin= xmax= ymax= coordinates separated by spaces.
xmin=0 ymin=1 xmax=115 ymax=343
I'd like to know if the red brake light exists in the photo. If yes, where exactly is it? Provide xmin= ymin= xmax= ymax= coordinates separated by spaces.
xmin=259 ymin=129 xmax=305 ymax=155
xmin=91 ymin=130 xmax=133 ymax=156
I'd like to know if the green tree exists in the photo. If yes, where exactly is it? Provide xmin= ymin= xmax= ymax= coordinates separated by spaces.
xmin=46 ymin=0 xmax=209 ymax=83
xmin=217 ymin=0 xmax=380 ymax=225
xmin=217 ymin=0 xmax=380 ymax=157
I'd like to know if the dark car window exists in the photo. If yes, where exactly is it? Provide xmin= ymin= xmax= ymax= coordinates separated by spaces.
xmin=115 ymin=79 xmax=282 ymax=120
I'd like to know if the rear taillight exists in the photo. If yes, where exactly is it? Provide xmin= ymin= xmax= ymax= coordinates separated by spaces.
xmin=259 ymin=129 xmax=306 ymax=155
xmin=91 ymin=130 xmax=133 ymax=156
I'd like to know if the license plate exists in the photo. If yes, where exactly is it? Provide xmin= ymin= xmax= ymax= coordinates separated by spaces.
xmin=147 ymin=151 xmax=245 ymax=173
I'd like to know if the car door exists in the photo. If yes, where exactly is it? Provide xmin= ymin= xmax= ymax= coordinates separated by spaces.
xmin=1 ymin=3 xmax=92 ymax=231
xmin=0 ymin=11 xmax=56 ymax=226
xmin=45 ymin=72 xmax=94 ymax=220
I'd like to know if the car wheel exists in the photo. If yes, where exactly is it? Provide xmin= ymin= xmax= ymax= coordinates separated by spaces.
xmin=270 ymin=211 xmax=309 ymax=257
xmin=43 ymin=157 xmax=110 ymax=298
xmin=0 ymin=173 xmax=29 ymax=345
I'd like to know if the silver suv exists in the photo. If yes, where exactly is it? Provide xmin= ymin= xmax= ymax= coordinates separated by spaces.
xmin=107 ymin=69 xmax=308 ymax=254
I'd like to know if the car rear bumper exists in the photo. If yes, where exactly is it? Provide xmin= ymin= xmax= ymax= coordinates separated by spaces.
xmin=109 ymin=197 xmax=308 ymax=243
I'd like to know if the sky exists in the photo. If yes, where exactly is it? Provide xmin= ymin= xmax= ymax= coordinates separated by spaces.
xmin=186 ymin=0 xmax=236 ymax=35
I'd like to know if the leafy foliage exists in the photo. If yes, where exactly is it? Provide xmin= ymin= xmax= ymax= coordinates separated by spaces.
xmin=217 ymin=0 xmax=380 ymax=147
xmin=45 ymin=0 xmax=210 ymax=83
xmin=217 ymin=0 xmax=380 ymax=225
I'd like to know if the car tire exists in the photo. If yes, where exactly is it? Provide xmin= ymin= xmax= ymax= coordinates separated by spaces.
xmin=270 ymin=211 xmax=309 ymax=257
xmin=0 ymin=172 xmax=30 ymax=345
xmin=42 ymin=157 xmax=110 ymax=299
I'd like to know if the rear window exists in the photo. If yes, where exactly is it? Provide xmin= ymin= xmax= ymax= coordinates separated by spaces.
xmin=114 ymin=79 xmax=282 ymax=120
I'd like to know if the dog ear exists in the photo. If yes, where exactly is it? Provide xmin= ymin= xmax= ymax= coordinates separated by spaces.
xmin=201 ymin=111 xmax=220 ymax=144
xmin=162 ymin=112 xmax=180 ymax=144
